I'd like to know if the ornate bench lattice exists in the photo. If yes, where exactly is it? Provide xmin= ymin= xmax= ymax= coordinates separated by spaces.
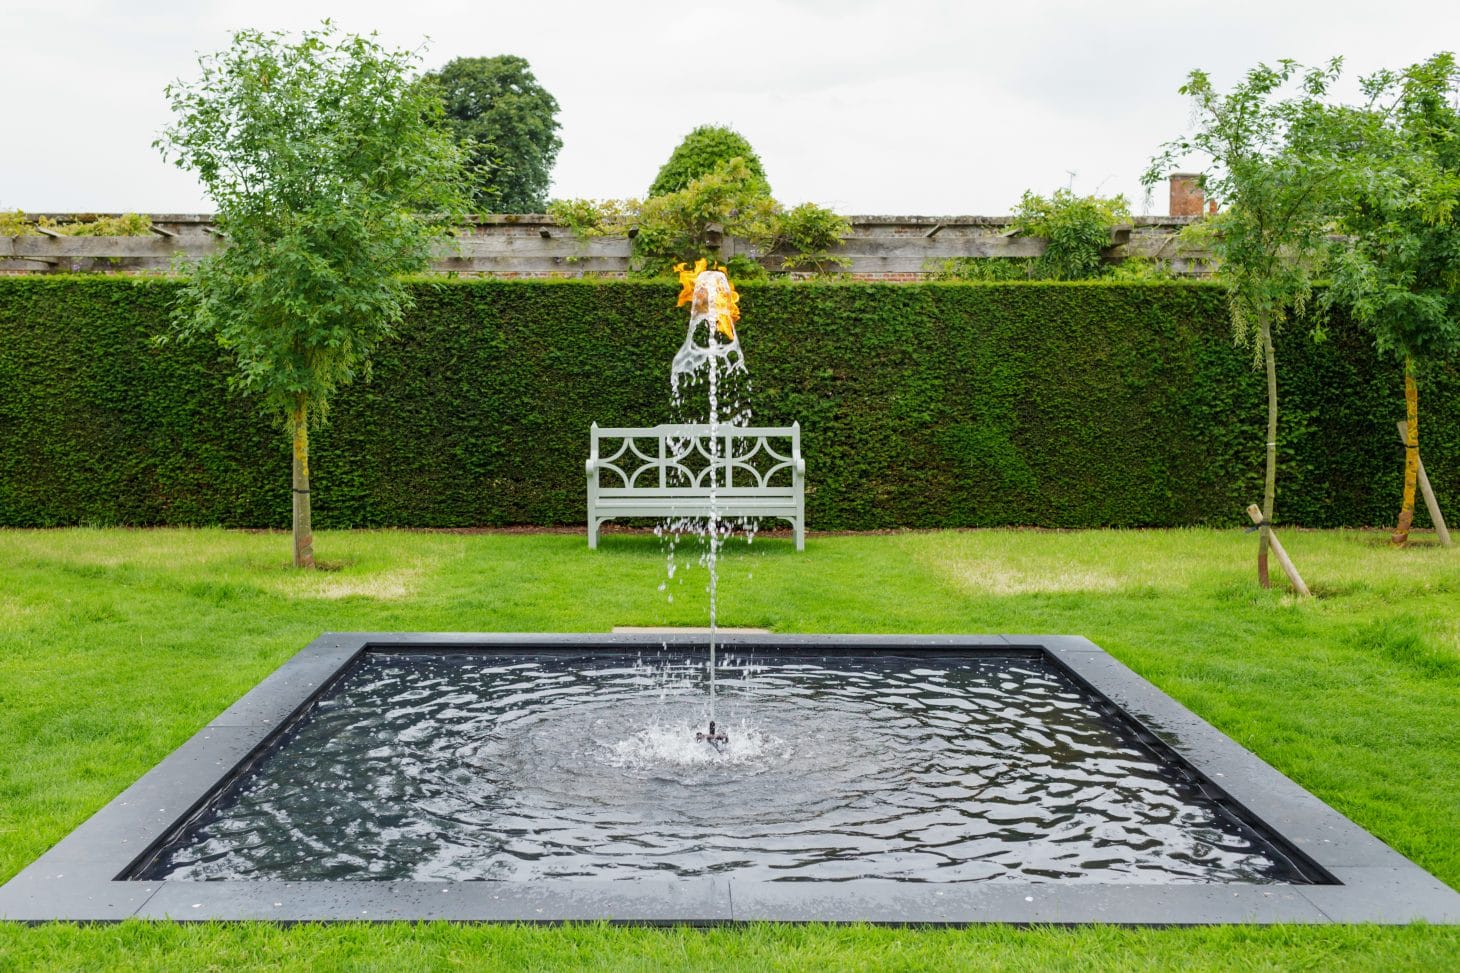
xmin=586 ymin=423 xmax=805 ymax=550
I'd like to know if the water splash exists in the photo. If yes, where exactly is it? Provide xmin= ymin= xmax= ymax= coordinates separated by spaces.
xmin=605 ymin=718 xmax=789 ymax=770
xmin=670 ymin=259 xmax=744 ymax=385
xmin=665 ymin=260 xmax=755 ymax=727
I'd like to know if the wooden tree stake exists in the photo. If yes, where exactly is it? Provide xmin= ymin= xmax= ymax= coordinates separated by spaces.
xmin=1246 ymin=504 xmax=1311 ymax=597
xmin=1397 ymin=420 xmax=1452 ymax=548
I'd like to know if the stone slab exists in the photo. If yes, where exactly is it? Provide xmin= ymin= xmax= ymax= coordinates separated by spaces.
xmin=728 ymin=879 xmax=1330 ymax=925
xmin=612 ymin=627 xmax=772 ymax=634
xmin=135 ymin=877 xmax=731 ymax=924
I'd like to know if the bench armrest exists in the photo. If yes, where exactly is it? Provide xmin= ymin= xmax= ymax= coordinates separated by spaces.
xmin=585 ymin=459 xmax=597 ymax=475
xmin=794 ymin=458 xmax=806 ymax=478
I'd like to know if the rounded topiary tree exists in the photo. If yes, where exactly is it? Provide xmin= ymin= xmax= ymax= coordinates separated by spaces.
xmin=648 ymin=125 xmax=770 ymax=197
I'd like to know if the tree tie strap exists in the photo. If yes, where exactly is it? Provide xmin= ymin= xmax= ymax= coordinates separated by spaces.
xmin=293 ymin=488 xmax=310 ymax=494
xmin=1245 ymin=518 xmax=1272 ymax=533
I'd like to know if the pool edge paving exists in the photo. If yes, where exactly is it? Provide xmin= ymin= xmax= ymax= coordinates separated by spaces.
xmin=3 ymin=632 xmax=1458 ymax=926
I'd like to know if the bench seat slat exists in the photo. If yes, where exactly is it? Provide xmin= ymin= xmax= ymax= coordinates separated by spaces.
xmin=597 ymin=503 xmax=800 ymax=516
xmin=594 ymin=424 xmax=797 ymax=437
xmin=598 ymin=488 xmax=797 ymax=498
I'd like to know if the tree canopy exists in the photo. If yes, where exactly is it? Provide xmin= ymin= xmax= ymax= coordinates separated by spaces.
xmin=1325 ymin=52 xmax=1460 ymax=544
xmin=634 ymin=158 xmax=781 ymax=278
xmin=1147 ymin=60 xmax=1364 ymax=362
xmin=426 ymin=55 xmax=562 ymax=213
xmin=1144 ymin=58 xmax=1378 ymax=588
xmin=1327 ymin=53 xmax=1460 ymax=367
xmin=156 ymin=23 xmax=471 ymax=565
xmin=552 ymin=123 xmax=848 ymax=279
xmin=649 ymin=125 xmax=770 ymax=198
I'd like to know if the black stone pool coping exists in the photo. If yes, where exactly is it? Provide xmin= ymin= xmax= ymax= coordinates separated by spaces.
xmin=2 ymin=632 xmax=1457 ymax=926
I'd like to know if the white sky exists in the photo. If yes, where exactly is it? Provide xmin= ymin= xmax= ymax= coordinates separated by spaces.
xmin=3 ymin=0 xmax=1458 ymax=216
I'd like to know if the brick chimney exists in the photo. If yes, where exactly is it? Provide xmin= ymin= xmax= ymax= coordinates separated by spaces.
xmin=1169 ymin=173 xmax=1205 ymax=217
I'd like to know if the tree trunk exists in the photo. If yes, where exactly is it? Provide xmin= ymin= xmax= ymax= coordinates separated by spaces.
xmin=1258 ymin=320 xmax=1278 ymax=589
xmin=1392 ymin=357 xmax=1419 ymax=547
xmin=291 ymin=402 xmax=314 ymax=569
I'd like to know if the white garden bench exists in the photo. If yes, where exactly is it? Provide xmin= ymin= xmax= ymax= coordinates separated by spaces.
xmin=586 ymin=422 xmax=805 ymax=550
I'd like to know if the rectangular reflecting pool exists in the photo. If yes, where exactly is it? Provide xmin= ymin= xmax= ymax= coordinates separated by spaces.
xmin=136 ymin=650 xmax=1317 ymax=886
xmin=4 ymin=633 xmax=1458 ymax=924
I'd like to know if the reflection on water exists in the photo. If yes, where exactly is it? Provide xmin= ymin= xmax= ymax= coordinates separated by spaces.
xmin=143 ymin=651 xmax=1310 ymax=884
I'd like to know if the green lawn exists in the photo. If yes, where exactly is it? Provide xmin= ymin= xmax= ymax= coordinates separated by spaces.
xmin=1 ymin=526 xmax=1458 ymax=970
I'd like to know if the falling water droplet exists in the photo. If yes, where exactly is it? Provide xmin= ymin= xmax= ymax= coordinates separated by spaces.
xmin=662 ymin=266 xmax=759 ymax=727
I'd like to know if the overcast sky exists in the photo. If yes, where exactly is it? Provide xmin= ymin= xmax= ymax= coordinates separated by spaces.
xmin=4 ymin=0 xmax=1458 ymax=216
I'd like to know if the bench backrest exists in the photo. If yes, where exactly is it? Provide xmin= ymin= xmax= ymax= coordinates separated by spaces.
xmin=590 ymin=423 xmax=801 ymax=492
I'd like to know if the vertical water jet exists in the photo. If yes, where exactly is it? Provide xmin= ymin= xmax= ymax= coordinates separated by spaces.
xmin=668 ymin=259 xmax=747 ymax=741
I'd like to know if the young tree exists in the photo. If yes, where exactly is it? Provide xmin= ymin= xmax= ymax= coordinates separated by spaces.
xmin=426 ymin=55 xmax=562 ymax=212
xmin=157 ymin=24 xmax=470 ymax=567
xmin=1327 ymin=53 xmax=1460 ymax=546
xmin=1145 ymin=60 xmax=1363 ymax=589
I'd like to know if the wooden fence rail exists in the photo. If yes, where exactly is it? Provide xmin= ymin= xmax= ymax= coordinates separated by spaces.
xmin=1 ymin=213 xmax=1213 ymax=277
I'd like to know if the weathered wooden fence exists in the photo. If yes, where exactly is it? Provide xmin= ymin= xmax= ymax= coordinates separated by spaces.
xmin=0 ymin=213 xmax=1212 ymax=277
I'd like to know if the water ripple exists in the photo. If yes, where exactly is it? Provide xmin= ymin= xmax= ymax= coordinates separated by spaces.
xmin=146 ymin=652 xmax=1307 ymax=884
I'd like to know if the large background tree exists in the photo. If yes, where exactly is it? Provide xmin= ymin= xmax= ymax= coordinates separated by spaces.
xmin=1327 ymin=53 xmax=1460 ymax=546
xmin=157 ymin=24 xmax=470 ymax=567
xmin=1145 ymin=59 xmax=1370 ymax=589
xmin=427 ymin=55 xmax=562 ymax=213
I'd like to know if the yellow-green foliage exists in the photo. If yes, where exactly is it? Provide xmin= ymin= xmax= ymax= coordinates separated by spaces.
xmin=929 ymin=189 xmax=1133 ymax=282
xmin=56 ymin=212 xmax=154 ymax=236
xmin=544 ymin=197 xmax=639 ymax=239
xmin=0 ymin=210 xmax=154 ymax=237
xmin=0 ymin=210 xmax=37 ymax=236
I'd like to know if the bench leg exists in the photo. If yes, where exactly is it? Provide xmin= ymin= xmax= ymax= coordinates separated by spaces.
xmin=794 ymin=519 xmax=805 ymax=551
xmin=588 ymin=519 xmax=599 ymax=550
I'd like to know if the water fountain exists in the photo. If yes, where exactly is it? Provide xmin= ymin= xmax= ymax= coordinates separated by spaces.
xmin=666 ymin=259 xmax=748 ymax=749
xmin=16 ymin=626 xmax=1453 ymax=923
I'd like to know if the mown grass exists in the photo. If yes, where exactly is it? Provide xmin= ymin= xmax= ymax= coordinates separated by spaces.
xmin=1 ymin=526 xmax=1458 ymax=970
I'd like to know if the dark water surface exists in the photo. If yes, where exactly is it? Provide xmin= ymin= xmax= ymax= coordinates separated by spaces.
xmin=142 ymin=651 xmax=1311 ymax=883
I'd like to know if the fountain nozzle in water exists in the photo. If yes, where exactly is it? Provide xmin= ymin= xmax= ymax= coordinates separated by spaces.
xmin=696 ymin=720 xmax=729 ymax=751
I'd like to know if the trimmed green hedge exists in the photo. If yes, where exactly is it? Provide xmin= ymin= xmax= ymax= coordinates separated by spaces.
xmin=0 ymin=276 xmax=1455 ymax=530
